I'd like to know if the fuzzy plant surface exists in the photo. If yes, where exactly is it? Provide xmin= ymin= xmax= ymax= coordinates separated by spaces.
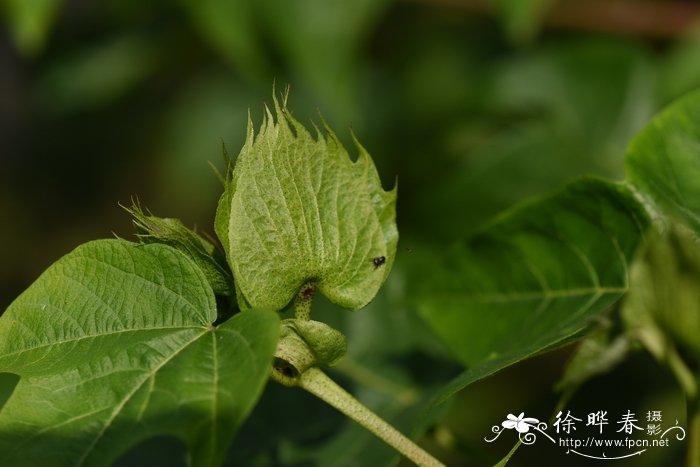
xmin=217 ymin=98 xmax=398 ymax=312
xmin=0 ymin=95 xmax=410 ymax=467
xmin=2 ymin=89 xmax=700 ymax=467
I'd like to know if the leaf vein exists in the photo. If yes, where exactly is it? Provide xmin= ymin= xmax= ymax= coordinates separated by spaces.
xmin=76 ymin=330 xmax=207 ymax=466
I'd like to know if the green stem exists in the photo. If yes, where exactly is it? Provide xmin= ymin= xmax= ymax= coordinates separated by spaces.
xmin=688 ymin=394 xmax=700 ymax=467
xmin=666 ymin=344 xmax=697 ymax=399
xmin=664 ymin=345 xmax=699 ymax=467
xmin=294 ymin=282 xmax=314 ymax=320
xmin=298 ymin=367 xmax=445 ymax=467
xmin=688 ymin=414 xmax=700 ymax=467
xmin=494 ymin=439 xmax=521 ymax=467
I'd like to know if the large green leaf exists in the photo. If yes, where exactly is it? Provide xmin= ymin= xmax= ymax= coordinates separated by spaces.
xmin=411 ymin=177 xmax=649 ymax=369
xmin=623 ymin=225 xmax=700 ymax=362
xmin=221 ymin=98 xmax=398 ymax=312
xmin=626 ymin=88 xmax=700 ymax=235
xmin=0 ymin=240 xmax=279 ymax=467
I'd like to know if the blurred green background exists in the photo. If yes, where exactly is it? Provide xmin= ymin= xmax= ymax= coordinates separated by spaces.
xmin=2 ymin=0 xmax=700 ymax=465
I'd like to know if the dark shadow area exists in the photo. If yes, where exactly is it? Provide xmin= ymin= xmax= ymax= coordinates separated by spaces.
xmin=113 ymin=435 xmax=188 ymax=467
xmin=0 ymin=373 xmax=19 ymax=410
xmin=0 ymin=409 xmax=208 ymax=466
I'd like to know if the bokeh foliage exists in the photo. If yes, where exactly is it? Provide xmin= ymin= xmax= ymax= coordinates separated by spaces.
xmin=3 ymin=0 xmax=700 ymax=465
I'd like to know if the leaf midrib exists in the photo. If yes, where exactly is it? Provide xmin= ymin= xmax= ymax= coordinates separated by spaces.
xmin=76 ymin=328 xmax=210 ymax=466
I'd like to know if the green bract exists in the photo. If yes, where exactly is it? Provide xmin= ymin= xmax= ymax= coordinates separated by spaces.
xmin=217 ymin=97 xmax=398 ymax=312
xmin=273 ymin=319 xmax=348 ymax=382
xmin=126 ymin=203 xmax=233 ymax=297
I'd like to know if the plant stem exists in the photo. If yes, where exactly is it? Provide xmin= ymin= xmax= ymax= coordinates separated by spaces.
xmin=294 ymin=282 xmax=313 ymax=320
xmin=688 ymin=394 xmax=700 ymax=467
xmin=494 ymin=440 xmax=521 ymax=467
xmin=666 ymin=344 xmax=697 ymax=399
xmin=665 ymin=346 xmax=700 ymax=467
xmin=298 ymin=367 xmax=445 ymax=467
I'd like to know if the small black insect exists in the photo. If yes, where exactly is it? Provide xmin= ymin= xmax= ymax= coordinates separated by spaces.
xmin=372 ymin=256 xmax=386 ymax=269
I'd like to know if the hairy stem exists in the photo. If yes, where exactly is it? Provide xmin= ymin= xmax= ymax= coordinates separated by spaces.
xmin=294 ymin=282 xmax=314 ymax=320
xmin=298 ymin=367 xmax=445 ymax=467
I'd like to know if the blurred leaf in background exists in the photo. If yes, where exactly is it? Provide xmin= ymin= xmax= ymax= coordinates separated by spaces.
xmin=180 ymin=0 xmax=269 ymax=83
xmin=403 ymin=37 xmax=657 ymax=240
xmin=1 ymin=0 xmax=60 ymax=55
xmin=491 ymin=0 xmax=554 ymax=44
xmin=34 ymin=33 xmax=160 ymax=114
xmin=410 ymin=178 xmax=648 ymax=368
xmin=3 ymin=0 xmax=700 ymax=465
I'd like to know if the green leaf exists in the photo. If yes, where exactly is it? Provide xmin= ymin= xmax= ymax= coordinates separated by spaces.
xmin=179 ymin=0 xmax=270 ymax=82
xmin=33 ymin=35 xmax=158 ymax=114
xmin=626 ymin=89 xmax=700 ymax=235
xmin=623 ymin=225 xmax=700 ymax=361
xmin=555 ymin=318 xmax=630 ymax=394
xmin=222 ymin=97 xmax=398 ymax=312
xmin=621 ymin=225 xmax=700 ymax=398
xmin=257 ymin=0 xmax=392 ymax=122
xmin=411 ymin=177 xmax=649 ymax=369
xmin=491 ymin=0 xmax=553 ymax=44
xmin=1 ymin=0 xmax=60 ymax=55
xmin=409 ymin=39 xmax=657 ymax=241
xmin=127 ymin=203 xmax=233 ymax=297
xmin=0 ymin=373 xmax=18 ymax=410
xmin=427 ymin=349 xmax=555 ymax=408
xmin=215 ymin=166 xmax=235 ymax=272
xmin=0 ymin=240 xmax=279 ymax=467
xmin=660 ymin=31 xmax=700 ymax=102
